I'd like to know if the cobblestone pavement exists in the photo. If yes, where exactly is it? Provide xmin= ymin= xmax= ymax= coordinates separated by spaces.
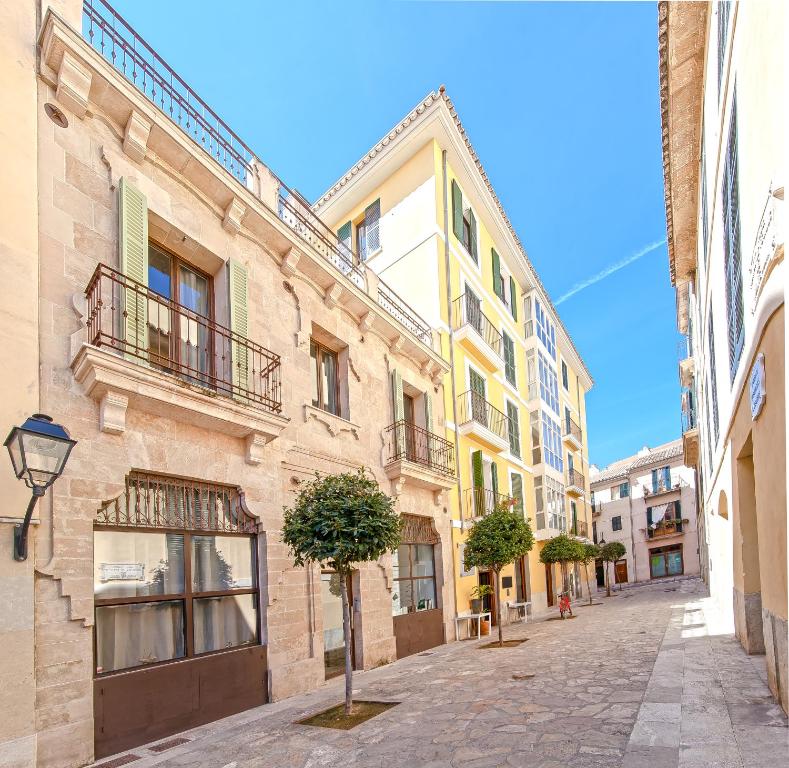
xmin=95 ymin=578 xmax=787 ymax=768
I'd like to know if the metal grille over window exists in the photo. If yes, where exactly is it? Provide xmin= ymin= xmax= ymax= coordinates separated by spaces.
xmin=96 ymin=472 xmax=258 ymax=534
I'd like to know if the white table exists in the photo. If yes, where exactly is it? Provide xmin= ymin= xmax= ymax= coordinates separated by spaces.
xmin=455 ymin=612 xmax=492 ymax=641
xmin=507 ymin=601 xmax=531 ymax=624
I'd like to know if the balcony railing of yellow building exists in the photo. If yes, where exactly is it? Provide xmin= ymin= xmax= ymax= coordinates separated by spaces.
xmin=456 ymin=390 xmax=509 ymax=442
xmin=464 ymin=488 xmax=513 ymax=519
xmin=563 ymin=414 xmax=583 ymax=447
xmin=81 ymin=0 xmax=431 ymax=348
xmin=567 ymin=468 xmax=585 ymax=490
xmin=85 ymin=264 xmax=282 ymax=413
xmin=570 ymin=519 xmax=589 ymax=538
xmin=646 ymin=518 xmax=689 ymax=539
xmin=451 ymin=293 xmax=503 ymax=357
xmin=383 ymin=420 xmax=456 ymax=478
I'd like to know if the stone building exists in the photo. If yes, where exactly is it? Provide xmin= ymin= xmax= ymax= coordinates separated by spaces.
xmin=590 ymin=440 xmax=699 ymax=586
xmin=659 ymin=1 xmax=786 ymax=711
xmin=0 ymin=1 xmax=457 ymax=764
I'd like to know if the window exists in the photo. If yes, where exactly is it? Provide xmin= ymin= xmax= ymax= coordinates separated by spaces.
xmin=538 ymin=352 xmax=560 ymax=415
xmin=541 ymin=412 xmax=563 ymax=472
xmin=561 ymin=360 xmax=569 ymax=390
xmin=700 ymin=134 xmax=709 ymax=265
xmin=722 ymin=94 xmax=744 ymax=380
xmin=506 ymin=401 xmax=520 ymax=458
xmin=717 ymin=1 xmax=732 ymax=97
xmin=94 ymin=475 xmax=258 ymax=675
xmin=534 ymin=474 xmax=566 ymax=532
xmin=503 ymin=332 xmax=516 ymax=386
xmin=612 ymin=516 xmax=622 ymax=532
xmin=611 ymin=481 xmax=629 ymax=500
xmin=310 ymin=339 xmax=340 ymax=416
xmin=338 ymin=199 xmax=381 ymax=264
xmin=534 ymin=298 xmax=556 ymax=359
xmin=510 ymin=472 xmax=524 ymax=517
xmin=392 ymin=544 xmax=436 ymax=615
xmin=708 ymin=312 xmax=720 ymax=443
xmin=452 ymin=180 xmax=477 ymax=262
xmin=651 ymin=466 xmax=671 ymax=493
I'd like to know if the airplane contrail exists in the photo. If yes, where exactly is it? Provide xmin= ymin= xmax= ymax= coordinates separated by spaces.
xmin=555 ymin=238 xmax=667 ymax=305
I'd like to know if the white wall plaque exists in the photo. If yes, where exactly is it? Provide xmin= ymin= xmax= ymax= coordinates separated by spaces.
xmin=100 ymin=562 xmax=145 ymax=582
xmin=749 ymin=353 xmax=766 ymax=420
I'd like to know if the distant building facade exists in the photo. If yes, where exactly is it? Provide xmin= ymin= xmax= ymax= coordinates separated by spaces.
xmin=659 ymin=1 xmax=786 ymax=712
xmin=591 ymin=441 xmax=699 ymax=586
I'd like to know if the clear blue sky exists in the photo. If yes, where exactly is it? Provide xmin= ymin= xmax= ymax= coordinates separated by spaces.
xmin=113 ymin=0 xmax=681 ymax=468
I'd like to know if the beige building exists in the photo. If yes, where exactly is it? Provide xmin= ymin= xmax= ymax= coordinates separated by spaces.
xmin=0 ymin=1 xmax=460 ymax=764
xmin=659 ymin=1 xmax=786 ymax=711
xmin=590 ymin=440 xmax=699 ymax=586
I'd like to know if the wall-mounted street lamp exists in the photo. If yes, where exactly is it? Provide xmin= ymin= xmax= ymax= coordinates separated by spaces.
xmin=4 ymin=414 xmax=76 ymax=561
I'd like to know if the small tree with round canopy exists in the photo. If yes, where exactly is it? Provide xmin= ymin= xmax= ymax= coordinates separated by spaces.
xmin=539 ymin=533 xmax=586 ymax=602
xmin=463 ymin=502 xmax=534 ymax=647
xmin=599 ymin=541 xmax=626 ymax=597
xmin=578 ymin=542 xmax=600 ymax=605
xmin=282 ymin=469 xmax=400 ymax=715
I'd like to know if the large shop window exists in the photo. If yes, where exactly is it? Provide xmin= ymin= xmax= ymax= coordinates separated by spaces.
xmin=391 ymin=515 xmax=440 ymax=616
xmin=94 ymin=473 xmax=259 ymax=675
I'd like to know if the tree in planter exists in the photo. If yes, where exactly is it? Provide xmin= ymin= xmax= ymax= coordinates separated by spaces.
xmin=463 ymin=503 xmax=534 ymax=647
xmin=282 ymin=469 xmax=400 ymax=715
xmin=599 ymin=541 xmax=626 ymax=597
xmin=578 ymin=543 xmax=600 ymax=605
xmin=539 ymin=533 xmax=585 ymax=601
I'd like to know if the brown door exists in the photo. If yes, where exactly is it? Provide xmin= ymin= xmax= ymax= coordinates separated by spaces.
xmin=545 ymin=562 xmax=554 ymax=606
xmin=478 ymin=571 xmax=497 ymax=624
xmin=615 ymin=560 xmax=628 ymax=584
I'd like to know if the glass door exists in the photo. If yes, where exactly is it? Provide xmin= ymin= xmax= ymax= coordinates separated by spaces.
xmin=177 ymin=263 xmax=210 ymax=385
xmin=469 ymin=369 xmax=488 ymax=428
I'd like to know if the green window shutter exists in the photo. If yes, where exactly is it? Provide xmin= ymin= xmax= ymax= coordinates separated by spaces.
xmin=451 ymin=180 xmax=463 ymax=240
xmin=364 ymin=199 xmax=381 ymax=255
xmin=511 ymin=473 xmax=524 ymax=517
xmin=503 ymin=333 xmax=516 ymax=385
xmin=510 ymin=276 xmax=518 ymax=320
xmin=674 ymin=500 xmax=682 ymax=520
xmin=469 ymin=209 xmax=478 ymax=262
xmin=338 ymin=220 xmax=352 ymax=259
xmin=119 ymin=177 xmax=149 ymax=359
xmin=492 ymin=249 xmax=503 ymax=300
xmin=472 ymin=450 xmax=483 ymax=489
xmin=507 ymin=402 xmax=520 ymax=457
xmin=424 ymin=391 xmax=433 ymax=432
xmin=391 ymin=370 xmax=404 ymax=421
xmin=491 ymin=461 xmax=499 ymax=498
xmin=228 ymin=260 xmax=249 ymax=397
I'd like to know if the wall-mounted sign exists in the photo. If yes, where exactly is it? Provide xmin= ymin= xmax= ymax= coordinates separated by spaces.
xmin=750 ymin=354 xmax=766 ymax=420
xmin=99 ymin=562 xmax=145 ymax=582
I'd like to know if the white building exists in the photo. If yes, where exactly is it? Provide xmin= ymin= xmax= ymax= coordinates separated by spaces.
xmin=590 ymin=441 xmax=699 ymax=585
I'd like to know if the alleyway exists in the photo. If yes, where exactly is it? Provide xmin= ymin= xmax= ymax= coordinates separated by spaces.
xmin=95 ymin=579 xmax=787 ymax=768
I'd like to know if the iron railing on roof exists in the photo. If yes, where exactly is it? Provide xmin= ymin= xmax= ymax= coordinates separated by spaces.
xmin=81 ymin=0 xmax=432 ymax=349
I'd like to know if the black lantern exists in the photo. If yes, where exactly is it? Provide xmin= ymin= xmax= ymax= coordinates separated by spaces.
xmin=4 ymin=414 xmax=76 ymax=561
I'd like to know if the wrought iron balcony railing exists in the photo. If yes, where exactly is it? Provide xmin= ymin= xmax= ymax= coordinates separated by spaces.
xmin=643 ymin=478 xmax=687 ymax=498
xmin=384 ymin=420 xmax=456 ymax=478
xmin=85 ymin=264 xmax=282 ymax=413
xmin=567 ymin=468 xmax=585 ymax=490
xmin=456 ymin=391 xmax=509 ymax=441
xmin=451 ymin=293 xmax=503 ymax=357
xmin=464 ymin=488 xmax=513 ymax=519
xmin=81 ymin=0 xmax=432 ymax=348
xmin=563 ymin=414 xmax=582 ymax=445
xmin=571 ymin=519 xmax=589 ymax=538
xmin=646 ymin=518 xmax=688 ymax=539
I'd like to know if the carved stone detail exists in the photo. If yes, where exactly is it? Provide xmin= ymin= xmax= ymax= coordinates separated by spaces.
xmin=359 ymin=311 xmax=375 ymax=334
xmin=245 ymin=432 xmax=267 ymax=465
xmin=324 ymin=282 xmax=343 ymax=310
xmin=122 ymin=110 xmax=152 ymax=164
xmin=303 ymin=404 xmax=359 ymax=440
xmin=56 ymin=51 xmax=92 ymax=118
xmin=99 ymin=391 xmax=128 ymax=434
xmin=222 ymin=197 xmax=246 ymax=236
xmin=280 ymin=247 xmax=301 ymax=277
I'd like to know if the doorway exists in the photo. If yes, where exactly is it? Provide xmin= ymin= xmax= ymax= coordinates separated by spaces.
xmin=515 ymin=556 xmax=530 ymax=603
xmin=545 ymin=562 xmax=554 ymax=606
xmin=478 ymin=570 xmax=496 ymax=624
xmin=615 ymin=559 xmax=628 ymax=584
xmin=321 ymin=572 xmax=354 ymax=680
xmin=649 ymin=546 xmax=684 ymax=579
xmin=469 ymin=368 xmax=488 ymax=427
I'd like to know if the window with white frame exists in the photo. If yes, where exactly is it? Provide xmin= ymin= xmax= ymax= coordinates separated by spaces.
xmin=541 ymin=412 xmax=563 ymax=472
xmin=535 ymin=474 xmax=566 ymax=532
xmin=534 ymin=298 xmax=556 ymax=359
xmin=538 ymin=352 xmax=560 ymax=415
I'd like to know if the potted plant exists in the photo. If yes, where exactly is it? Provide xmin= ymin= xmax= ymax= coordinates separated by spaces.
xmin=470 ymin=584 xmax=492 ymax=615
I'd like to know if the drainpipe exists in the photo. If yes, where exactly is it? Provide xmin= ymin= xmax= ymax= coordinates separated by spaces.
xmin=442 ymin=150 xmax=465 ymax=619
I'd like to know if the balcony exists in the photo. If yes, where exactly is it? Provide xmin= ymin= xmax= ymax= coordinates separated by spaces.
xmin=72 ymin=264 xmax=288 ymax=462
xmin=456 ymin=390 xmax=510 ymax=453
xmin=681 ymin=389 xmax=699 ymax=467
xmin=591 ymin=502 xmax=603 ymax=518
xmin=383 ymin=420 xmax=456 ymax=495
xmin=643 ymin=478 xmax=687 ymax=499
xmin=562 ymin=414 xmax=583 ymax=452
xmin=645 ymin=518 xmax=689 ymax=540
xmin=570 ymin=519 xmax=589 ymax=539
xmin=566 ymin=468 xmax=585 ymax=497
xmin=451 ymin=294 xmax=503 ymax=371
xmin=73 ymin=0 xmax=435 ymax=358
xmin=464 ymin=488 xmax=513 ymax=520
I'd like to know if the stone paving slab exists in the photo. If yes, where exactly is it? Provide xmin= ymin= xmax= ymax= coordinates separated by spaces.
xmin=92 ymin=579 xmax=786 ymax=768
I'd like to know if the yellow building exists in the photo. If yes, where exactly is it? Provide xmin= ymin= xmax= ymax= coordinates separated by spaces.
xmin=315 ymin=88 xmax=594 ymax=619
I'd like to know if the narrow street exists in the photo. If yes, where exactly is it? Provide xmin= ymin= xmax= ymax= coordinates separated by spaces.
xmin=94 ymin=578 xmax=787 ymax=768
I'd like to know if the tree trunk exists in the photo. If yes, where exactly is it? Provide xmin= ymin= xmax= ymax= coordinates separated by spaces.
xmin=584 ymin=561 xmax=593 ymax=605
xmin=605 ymin=561 xmax=611 ymax=597
xmin=494 ymin=569 xmax=503 ymax=647
xmin=339 ymin=572 xmax=353 ymax=715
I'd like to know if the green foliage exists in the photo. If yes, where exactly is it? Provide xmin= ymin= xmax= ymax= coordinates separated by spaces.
xmin=539 ymin=533 xmax=585 ymax=565
xmin=282 ymin=469 xmax=401 ymax=574
xmin=470 ymin=584 xmax=493 ymax=600
xmin=600 ymin=541 xmax=626 ymax=563
xmin=463 ymin=504 xmax=534 ymax=572
xmin=579 ymin=543 xmax=600 ymax=565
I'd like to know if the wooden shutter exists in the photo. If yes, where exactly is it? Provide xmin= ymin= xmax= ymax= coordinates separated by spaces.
xmin=364 ymin=199 xmax=381 ymax=256
xmin=651 ymin=468 xmax=658 ymax=492
xmin=469 ymin=209 xmax=478 ymax=262
xmin=472 ymin=450 xmax=483 ymax=489
xmin=491 ymin=461 xmax=499 ymax=498
xmin=509 ymin=276 xmax=517 ymax=320
xmin=492 ymin=249 xmax=503 ymax=300
xmin=511 ymin=473 xmax=524 ymax=517
xmin=451 ymin=180 xmax=463 ymax=240
xmin=424 ymin=391 xmax=433 ymax=432
xmin=228 ymin=260 xmax=249 ymax=397
xmin=391 ymin=370 xmax=405 ymax=457
xmin=119 ymin=177 xmax=149 ymax=359
xmin=507 ymin=402 xmax=520 ymax=457
xmin=338 ymin=220 xmax=352 ymax=260
xmin=503 ymin=334 xmax=515 ymax=385
xmin=646 ymin=507 xmax=653 ymax=528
